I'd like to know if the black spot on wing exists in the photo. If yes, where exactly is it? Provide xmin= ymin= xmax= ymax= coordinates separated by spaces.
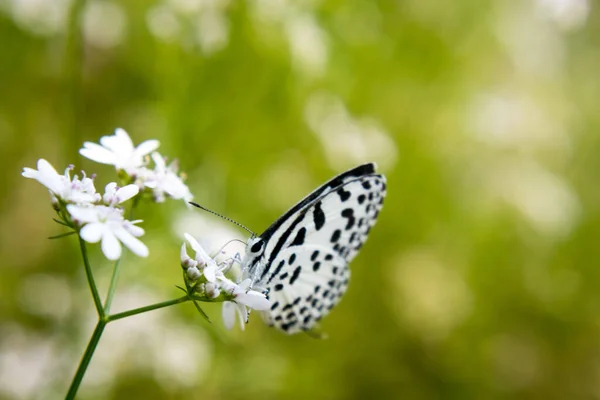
xmin=337 ymin=187 xmax=351 ymax=202
xmin=341 ymin=208 xmax=355 ymax=230
xmin=331 ymin=229 xmax=341 ymax=243
xmin=289 ymin=266 xmax=302 ymax=285
xmin=313 ymin=201 xmax=326 ymax=231
xmin=291 ymin=227 xmax=307 ymax=246
xmin=267 ymin=259 xmax=286 ymax=284
xmin=311 ymin=250 xmax=319 ymax=261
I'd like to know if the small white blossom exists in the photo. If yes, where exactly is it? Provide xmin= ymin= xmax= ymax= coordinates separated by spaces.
xmin=140 ymin=152 xmax=193 ymax=203
xmin=180 ymin=243 xmax=199 ymax=270
xmin=182 ymin=233 xmax=220 ymax=282
xmin=186 ymin=266 xmax=201 ymax=280
xmin=22 ymin=159 xmax=101 ymax=205
xmin=205 ymin=282 xmax=221 ymax=299
xmin=79 ymin=128 xmax=159 ymax=173
xmin=67 ymin=204 xmax=149 ymax=260
xmin=102 ymin=182 xmax=139 ymax=206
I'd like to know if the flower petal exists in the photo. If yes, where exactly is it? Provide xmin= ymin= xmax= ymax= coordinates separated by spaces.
xmin=183 ymin=233 xmax=211 ymax=263
xmin=133 ymin=139 xmax=160 ymax=158
xmin=101 ymin=231 xmax=122 ymax=260
xmin=80 ymin=223 xmax=105 ymax=243
xmin=113 ymin=227 xmax=149 ymax=257
xmin=80 ymin=142 xmax=119 ymax=165
xmin=238 ymin=278 xmax=251 ymax=291
xmin=204 ymin=264 xmax=216 ymax=282
xmin=235 ymin=303 xmax=248 ymax=329
xmin=180 ymin=242 xmax=190 ymax=263
xmin=124 ymin=221 xmax=145 ymax=237
xmin=115 ymin=184 xmax=139 ymax=203
xmin=36 ymin=159 xmax=59 ymax=176
xmin=237 ymin=291 xmax=271 ymax=310
xmin=67 ymin=205 xmax=99 ymax=223
xmin=101 ymin=128 xmax=134 ymax=153
xmin=21 ymin=167 xmax=37 ymax=179
xmin=151 ymin=152 xmax=166 ymax=170
xmin=222 ymin=301 xmax=236 ymax=330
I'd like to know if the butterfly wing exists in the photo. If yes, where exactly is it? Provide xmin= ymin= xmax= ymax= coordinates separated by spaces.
xmin=249 ymin=163 xmax=386 ymax=334
xmin=260 ymin=245 xmax=349 ymax=333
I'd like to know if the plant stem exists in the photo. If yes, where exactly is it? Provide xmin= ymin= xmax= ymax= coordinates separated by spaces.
xmin=104 ymin=196 xmax=140 ymax=313
xmin=107 ymin=296 xmax=190 ymax=322
xmin=79 ymin=237 xmax=104 ymax=318
xmin=65 ymin=320 xmax=106 ymax=400
xmin=103 ymin=259 xmax=121 ymax=314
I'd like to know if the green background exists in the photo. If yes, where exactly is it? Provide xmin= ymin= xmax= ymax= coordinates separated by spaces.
xmin=1 ymin=0 xmax=600 ymax=399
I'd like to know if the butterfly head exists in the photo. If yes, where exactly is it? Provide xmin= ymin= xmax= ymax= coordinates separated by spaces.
xmin=246 ymin=237 xmax=265 ymax=257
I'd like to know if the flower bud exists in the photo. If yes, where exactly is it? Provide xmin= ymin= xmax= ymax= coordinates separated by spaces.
xmin=205 ymin=282 xmax=221 ymax=299
xmin=186 ymin=266 xmax=201 ymax=281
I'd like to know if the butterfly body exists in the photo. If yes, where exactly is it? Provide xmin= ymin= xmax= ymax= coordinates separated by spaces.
xmin=242 ymin=163 xmax=386 ymax=334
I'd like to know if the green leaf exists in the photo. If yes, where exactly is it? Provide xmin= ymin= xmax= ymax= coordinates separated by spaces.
xmin=192 ymin=300 xmax=211 ymax=323
xmin=48 ymin=231 xmax=77 ymax=239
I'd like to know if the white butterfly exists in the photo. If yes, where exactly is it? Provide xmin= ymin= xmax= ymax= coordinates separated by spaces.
xmin=241 ymin=163 xmax=386 ymax=334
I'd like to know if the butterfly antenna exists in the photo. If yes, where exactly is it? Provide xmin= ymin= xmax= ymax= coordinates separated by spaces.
xmin=189 ymin=202 xmax=256 ymax=237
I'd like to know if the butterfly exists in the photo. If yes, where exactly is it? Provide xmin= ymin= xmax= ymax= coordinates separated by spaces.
xmin=241 ymin=162 xmax=386 ymax=334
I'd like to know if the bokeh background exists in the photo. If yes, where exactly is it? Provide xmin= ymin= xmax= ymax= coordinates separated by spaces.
xmin=1 ymin=0 xmax=600 ymax=398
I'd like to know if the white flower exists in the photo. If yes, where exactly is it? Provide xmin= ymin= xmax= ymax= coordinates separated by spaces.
xmin=79 ymin=128 xmax=160 ymax=172
xmin=22 ymin=159 xmax=100 ymax=205
xmin=67 ymin=204 xmax=149 ymax=260
xmin=205 ymin=282 xmax=221 ymax=299
xmin=221 ymin=278 xmax=270 ymax=330
xmin=182 ymin=233 xmax=220 ymax=282
xmin=141 ymin=152 xmax=193 ymax=203
xmin=102 ymin=182 xmax=139 ymax=206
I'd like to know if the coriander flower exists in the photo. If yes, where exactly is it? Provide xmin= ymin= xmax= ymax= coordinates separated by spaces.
xmin=102 ymin=182 xmax=139 ymax=206
xmin=22 ymin=158 xmax=100 ymax=205
xmin=67 ymin=204 xmax=148 ymax=260
xmin=79 ymin=128 xmax=159 ymax=173
xmin=181 ymin=233 xmax=220 ymax=282
xmin=179 ymin=235 xmax=270 ymax=330
xmin=141 ymin=152 xmax=193 ymax=203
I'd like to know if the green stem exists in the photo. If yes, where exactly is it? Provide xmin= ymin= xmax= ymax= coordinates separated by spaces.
xmin=78 ymin=237 xmax=104 ymax=318
xmin=129 ymin=195 xmax=140 ymax=220
xmin=103 ymin=259 xmax=121 ymax=314
xmin=65 ymin=320 xmax=106 ymax=400
xmin=107 ymin=296 xmax=190 ymax=322
xmin=104 ymin=197 xmax=140 ymax=313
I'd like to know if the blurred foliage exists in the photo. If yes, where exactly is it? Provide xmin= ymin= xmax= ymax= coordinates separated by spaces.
xmin=1 ymin=0 xmax=600 ymax=399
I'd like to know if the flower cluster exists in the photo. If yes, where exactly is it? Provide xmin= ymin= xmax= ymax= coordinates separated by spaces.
xmin=180 ymin=234 xmax=271 ymax=330
xmin=80 ymin=128 xmax=193 ymax=203
xmin=22 ymin=159 xmax=147 ymax=260
xmin=22 ymin=128 xmax=194 ymax=261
